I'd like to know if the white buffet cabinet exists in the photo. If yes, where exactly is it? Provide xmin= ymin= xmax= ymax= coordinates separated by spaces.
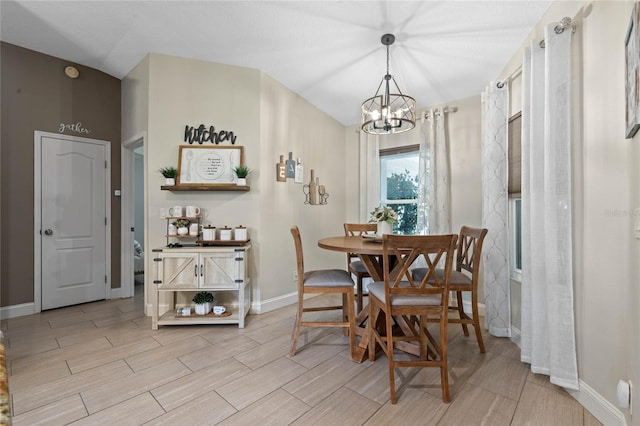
xmin=151 ymin=244 xmax=251 ymax=329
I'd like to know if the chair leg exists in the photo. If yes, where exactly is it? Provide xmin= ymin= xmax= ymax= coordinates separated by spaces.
xmin=356 ymin=275 xmax=363 ymax=314
xmin=347 ymin=290 xmax=356 ymax=360
xmin=368 ymin=300 xmax=379 ymax=362
xmin=456 ymin=291 xmax=469 ymax=336
xmin=471 ymin=291 xmax=486 ymax=353
xmin=342 ymin=293 xmax=349 ymax=336
xmin=440 ymin=312 xmax=450 ymax=403
xmin=386 ymin=309 xmax=397 ymax=404
xmin=290 ymin=294 xmax=304 ymax=356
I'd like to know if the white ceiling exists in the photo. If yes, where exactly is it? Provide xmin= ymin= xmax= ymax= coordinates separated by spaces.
xmin=0 ymin=0 xmax=551 ymax=126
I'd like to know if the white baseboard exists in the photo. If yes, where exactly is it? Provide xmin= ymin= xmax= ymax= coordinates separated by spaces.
xmin=110 ymin=287 xmax=121 ymax=299
xmin=0 ymin=302 xmax=39 ymax=320
xmin=251 ymin=291 xmax=299 ymax=314
xmin=510 ymin=326 xmax=624 ymax=426
xmin=568 ymin=379 xmax=626 ymax=426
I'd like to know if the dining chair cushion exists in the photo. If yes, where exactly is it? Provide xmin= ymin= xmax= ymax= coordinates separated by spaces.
xmin=411 ymin=268 xmax=472 ymax=287
xmin=349 ymin=260 xmax=368 ymax=274
xmin=368 ymin=281 xmax=442 ymax=306
xmin=304 ymin=269 xmax=354 ymax=287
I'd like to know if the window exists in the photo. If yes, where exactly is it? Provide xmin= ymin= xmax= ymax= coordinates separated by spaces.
xmin=509 ymin=112 xmax=522 ymax=277
xmin=379 ymin=145 xmax=420 ymax=235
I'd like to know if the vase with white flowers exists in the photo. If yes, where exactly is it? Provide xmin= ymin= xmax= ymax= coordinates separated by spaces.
xmin=369 ymin=206 xmax=398 ymax=235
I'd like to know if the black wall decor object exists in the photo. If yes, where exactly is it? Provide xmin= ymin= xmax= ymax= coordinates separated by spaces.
xmin=184 ymin=124 xmax=237 ymax=145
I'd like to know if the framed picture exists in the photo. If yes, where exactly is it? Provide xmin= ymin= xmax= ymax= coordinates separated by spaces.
xmin=626 ymin=2 xmax=640 ymax=139
xmin=177 ymin=145 xmax=244 ymax=185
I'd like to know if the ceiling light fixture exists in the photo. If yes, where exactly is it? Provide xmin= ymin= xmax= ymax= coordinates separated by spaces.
xmin=361 ymin=34 xmax=416 ymax=135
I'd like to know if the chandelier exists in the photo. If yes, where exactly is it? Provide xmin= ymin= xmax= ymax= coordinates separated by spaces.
xmin=361 ymin=34 xmax=416 ymax=135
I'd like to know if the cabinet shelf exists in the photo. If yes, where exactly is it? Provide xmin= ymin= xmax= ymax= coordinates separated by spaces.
xmin=161 ymin=185 xmax=250 ymax=192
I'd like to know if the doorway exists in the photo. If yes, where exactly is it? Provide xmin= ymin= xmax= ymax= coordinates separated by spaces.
xmin=120 ymin=133 xmax=146 ymax=300
xmin=34 ymin=131 xmax=111 ymax=310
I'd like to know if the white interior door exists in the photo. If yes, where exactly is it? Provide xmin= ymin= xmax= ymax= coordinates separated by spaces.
xmin=38 ymin=132 xmax=109 ymax=310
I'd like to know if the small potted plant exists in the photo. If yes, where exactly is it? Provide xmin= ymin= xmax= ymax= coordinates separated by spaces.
xmin=173 ymin=218 xmax=190 ymax=236
xmin=192 ymin=291 xmax=214 ymax=315
xmin=233 ymin=165 xmax=251 ymax=186
xmin=159 ymin=166 xmax=178 ymax=186
xmin=369 ymin=206 xmax=398 ymax=235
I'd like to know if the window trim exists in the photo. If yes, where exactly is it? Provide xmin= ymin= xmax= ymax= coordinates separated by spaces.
xmin=509 ymin=194 xmax=522 ymax=282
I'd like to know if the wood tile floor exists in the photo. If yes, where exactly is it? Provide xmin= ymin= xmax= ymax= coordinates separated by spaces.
xmin=2 ymin=286 xmax=602 ymax=425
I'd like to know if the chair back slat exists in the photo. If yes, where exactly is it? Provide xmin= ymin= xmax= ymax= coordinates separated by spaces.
xmin=382 ymin=234 xmax=457 ymax=299
xmin=456 ymin=226 xmax=488 ymax=278
xmin=290 ymin=226 xmax=305 ymax=288
xmin=343 ymin=223 xmax=377 ymax=263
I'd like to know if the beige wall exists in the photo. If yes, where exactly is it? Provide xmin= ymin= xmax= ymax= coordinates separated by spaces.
xmin=258 ymin=73 xmax=348 ymax=302
xmin=499 ymin=1 xmax=639 ymax=422
xmin=124 ymin=53 xmax=348 ymax=312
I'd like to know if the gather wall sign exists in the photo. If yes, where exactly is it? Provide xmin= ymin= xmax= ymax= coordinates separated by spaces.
xmin=184 ymin=124 xmax=237 ymax=145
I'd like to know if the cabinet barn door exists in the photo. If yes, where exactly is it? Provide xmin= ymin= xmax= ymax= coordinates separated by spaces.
xmin=158 ymin=253 xmax=199 ymax=289
xmin=201 ymin=251 xmax=242 ymax=289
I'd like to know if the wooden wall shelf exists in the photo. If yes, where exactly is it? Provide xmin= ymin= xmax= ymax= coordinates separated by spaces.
xmin=161 ymin=185 xmax=250 ymax=192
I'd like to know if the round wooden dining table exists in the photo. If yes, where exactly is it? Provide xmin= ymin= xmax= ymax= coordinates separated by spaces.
xmin=318 ymin=236 xmax=386 ymax=281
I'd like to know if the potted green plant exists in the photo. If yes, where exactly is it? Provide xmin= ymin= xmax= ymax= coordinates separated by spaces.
xmin=369 ymin=206 xmax=398 ymax=235
xmin=232 ymin=165 xmax=251 ymax=186
xmin=192 ymin=291 xmax=214 ymax=315
xmin=159 ymin=166 xmax=178 ymax=186
xmin=173 ymin=218 xmax=190 ymax=235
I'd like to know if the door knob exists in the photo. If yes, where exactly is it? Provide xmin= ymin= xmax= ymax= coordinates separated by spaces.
xmin=44 ymin=229 xmax=53 ymax=236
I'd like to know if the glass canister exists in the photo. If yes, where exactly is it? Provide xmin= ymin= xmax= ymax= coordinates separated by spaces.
xmin=219 ymin=226 xmax=232 ymax=241
xmin=234 ymin=225 xmax=247 ymax=241
xmin=202 ymin=225 xmax=215 ymax=241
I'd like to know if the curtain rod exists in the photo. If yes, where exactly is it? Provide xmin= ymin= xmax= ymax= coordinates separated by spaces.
xmin=539 ymin=16 xmax=575 ymax=48
xmin=423 ymin=106 xmax=458 ymax=120
xmin=497 ymin=66 xmax=522 ymax=88
xmin=497 ymin=16 xmax=575 ymax=89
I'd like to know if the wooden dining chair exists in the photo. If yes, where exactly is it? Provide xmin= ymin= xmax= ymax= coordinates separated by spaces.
xmin=412 ymin=226 xmax=488 ymax=353
xmin=290 ymin=226 xmax=356 ymax=358
xmin=343 ymin=223 xmax=378 ymax=313
xmin=368 ymin=233 xmax=457 ymax=404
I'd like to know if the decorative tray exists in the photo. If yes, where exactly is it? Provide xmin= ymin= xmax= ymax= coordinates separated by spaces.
xmin=362 ymin=234 xmax=383 ymax=243
xmin=196 ymin=239 xmax=250 ymax=246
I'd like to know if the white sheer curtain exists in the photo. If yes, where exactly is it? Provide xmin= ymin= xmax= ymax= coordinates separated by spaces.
xmin=417 ymin=108 xmax=451 ymax=235
xmin=359 ymin=131 xmax=380 ymax=222
xmin=481 ymin=83 xmax=511 ymax=337
xmin=520 ymin=23 xmax=578 ymax=389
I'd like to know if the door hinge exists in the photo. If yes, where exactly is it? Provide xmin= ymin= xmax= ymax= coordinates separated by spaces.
xmin=153 ymin=280 xmax=162 ymax=285
xmin=153 ymin=258 xmax=162 ymax=262
xmin=105 ymin=217 xmax=107 ymax=226
xmin=235 ymin=279 xmax=244 ymax=283
xmin=235 ymin=257 xmax=244 ymax=262
xmin=105 ymin=275 xmax=107 ymax=284
xmin=105 ymin=160 xmax=108 ymax=169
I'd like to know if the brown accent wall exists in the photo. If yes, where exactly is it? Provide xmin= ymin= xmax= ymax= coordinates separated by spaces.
xmin=0 ymin=42 xmax=121 ymax=307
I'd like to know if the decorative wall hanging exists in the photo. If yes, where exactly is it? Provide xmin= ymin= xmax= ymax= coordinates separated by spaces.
xmin=626 ymin=2 xmax=640 ymax=138
xmin=303 ymin=169 xmax=329 ymax=205
xmin=276 ymin=155 xmax=287 ymax=182
xmin=58 ymin=122 xmax=91 ymax=135
xmin=294 ymin=158 xmax=304 ymax=184
xmin=184 ymin=124 xmax=238 ymax=145
xmin=285 ymin=152 xmax=296 ymax=178
xmin=177 ymin=145 xmax=243 ymax=186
